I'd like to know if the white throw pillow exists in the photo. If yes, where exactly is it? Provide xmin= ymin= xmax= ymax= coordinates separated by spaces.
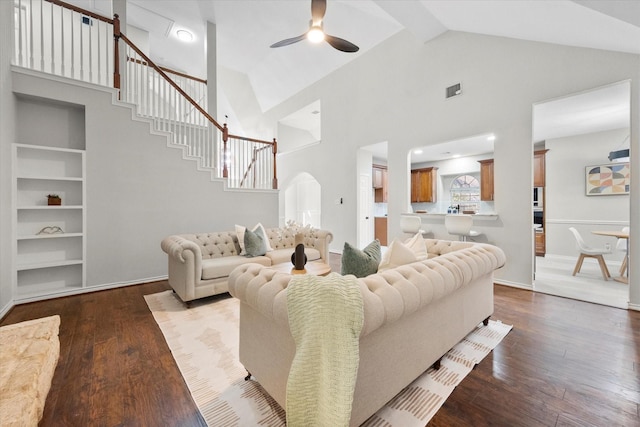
xmin=378 ymin=238 xmax=418 ymax=272
xmin=404 ymin=232 xmax=428 ymax=260
xmin=235 ymin=223 xmax=273 ymax=254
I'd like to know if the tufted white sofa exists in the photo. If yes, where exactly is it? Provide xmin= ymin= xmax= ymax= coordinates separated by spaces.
xmin=160 ymin=226 xmax=333 ymax=304
xmin=228 ymin=239 xmax=506 ymax=426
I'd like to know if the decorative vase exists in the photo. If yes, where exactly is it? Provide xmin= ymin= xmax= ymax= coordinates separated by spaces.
xmin=291 ymin=233 xmax=307 ymax=270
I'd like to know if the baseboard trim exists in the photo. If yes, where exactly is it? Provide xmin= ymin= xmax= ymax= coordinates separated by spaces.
xmin=494 ymin=279 xmax=533 ymax=290
xmin=628 ymin=302 xmax=640 ymax=312
xmin=12 ymin=276 xmax=168 ymax=305
xmin=0 ymin=301 xmax=15 ymax=322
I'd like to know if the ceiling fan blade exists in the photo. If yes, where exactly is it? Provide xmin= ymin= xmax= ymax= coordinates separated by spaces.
xmin=270 ymin=33 xmax=307 ymax=48
xmin=311 ymin=0 xmax=327 ymax=24
xmin=325 ymin=34 xmax=359 ymax=52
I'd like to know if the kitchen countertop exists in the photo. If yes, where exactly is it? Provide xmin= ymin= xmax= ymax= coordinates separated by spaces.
xmin=403 ymin=212 xmax=499 ymax=221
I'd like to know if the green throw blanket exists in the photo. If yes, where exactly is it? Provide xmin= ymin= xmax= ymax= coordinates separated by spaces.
xmin=286 ymin=272 xmax=364 ymax=427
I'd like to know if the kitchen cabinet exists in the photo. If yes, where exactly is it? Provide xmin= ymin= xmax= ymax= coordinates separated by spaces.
xmin=374 ymin=217 xmax=388 ymax=246
xmin=535 ymin=231 xmax=545 ymax=256
xmin=534 ymin=149 xmax=548 ymax=187
xmin=411 ymin=167 xmax=438 ymax=203
xmin=478 ymin=159 xmax=494 ymax=201
xmin=533 ymin=149 xmax=548 ymax=255
xmin=373 ymin=165 xmax=388 ymax=203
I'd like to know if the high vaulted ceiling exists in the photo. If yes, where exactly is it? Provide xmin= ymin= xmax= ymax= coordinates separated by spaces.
xmin=117 ymin=0 xmax=640 ymax=113
xmin=70 ymin=0 xmax=637 ymax=153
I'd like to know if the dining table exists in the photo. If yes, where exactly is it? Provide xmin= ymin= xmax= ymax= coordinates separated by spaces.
xmin=592 ymin=230 xmax=629 ymax=284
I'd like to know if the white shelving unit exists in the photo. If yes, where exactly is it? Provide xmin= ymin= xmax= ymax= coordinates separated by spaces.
xmin=13 ymin=143 xmax=86 ymax=301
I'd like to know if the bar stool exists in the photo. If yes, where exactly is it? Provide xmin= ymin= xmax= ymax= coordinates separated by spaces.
xmin=400 ymin=215 xmax=430 ymax=237
xmin=445 ymin=214 xmax=481 ymax=242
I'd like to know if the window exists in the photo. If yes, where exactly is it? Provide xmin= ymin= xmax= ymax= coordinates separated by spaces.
xmin=450 ymin=175 xmax=480 ymax=212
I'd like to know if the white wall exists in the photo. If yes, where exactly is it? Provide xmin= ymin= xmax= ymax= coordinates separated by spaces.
xmin=0 ymin=0 xmax=15 ymax=313
xmin=545 ymin=128 xmax=630 ymax=259
xmin=9 ymin=70 xmax=278 ymax=293
xmin=262 ymin=30 xmax=639 ymax=294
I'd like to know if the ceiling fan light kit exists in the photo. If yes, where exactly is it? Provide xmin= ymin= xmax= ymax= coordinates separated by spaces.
xmin=270 ymin=0 xmax=359 ymax=53
xmin=307 ymin=23 xmax=325 ymax=44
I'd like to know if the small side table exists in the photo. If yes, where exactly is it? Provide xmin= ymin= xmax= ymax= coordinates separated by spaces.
xmin=268 ymin=260 xmax=332 ymax=276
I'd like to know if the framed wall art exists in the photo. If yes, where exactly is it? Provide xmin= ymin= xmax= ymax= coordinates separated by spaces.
xmin=585 ymin=162 xmax=630 ymax=195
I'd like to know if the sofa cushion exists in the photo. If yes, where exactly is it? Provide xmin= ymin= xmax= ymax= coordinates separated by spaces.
xmin=341 ymin=240 xmax=381 ymax=278
xmin=378 ymin=238 xmax=418 ymax=272
xmin=202 ymin=255 xmax=271 ymax=280
xmin=266 ymin=248 xmax=321 ymax=265
xmin=244 ymin=227 xmax=268 ymax=257
xmin=404 ymin=233 xmax=428 ymax=260
xmin=236 ymin=223 xmax=273 ymax=255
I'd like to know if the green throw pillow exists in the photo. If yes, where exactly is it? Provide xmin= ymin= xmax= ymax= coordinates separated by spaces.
xmin=244 ymin=227 xmax=267 ymax=257
xmin=341 ymin=240 xmax=381 ymax=278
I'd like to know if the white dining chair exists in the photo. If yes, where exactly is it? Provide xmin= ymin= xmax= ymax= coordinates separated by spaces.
xmin=616 ymin=226 xmax=630 ymax=277
xmin=400 ymin=215 xmax=429 ymax=236
xmin=445 ymin=214 xmax=481 ymax=242
xmin=568 ymin=227 xmax=612 ymax=281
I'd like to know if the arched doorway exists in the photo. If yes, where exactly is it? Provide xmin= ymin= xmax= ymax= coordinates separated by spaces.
xmin=280 ymin=172 xmax=321 ymax=228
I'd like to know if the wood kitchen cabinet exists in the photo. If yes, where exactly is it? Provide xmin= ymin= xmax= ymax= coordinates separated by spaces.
xmin=478 ymin=159 xmax=494 ymax=201
xmin=535 ymin=231 xmax=545 ymax=256
xmin=373 ymin=165 xmax=388 ymax=202
xmin=374 ymin=217 xmax=388 ymax=246
xmin=411 ymin=167 xmax=438 ymax=203
xmin=534 ymin=149 xmax=548 ymax=187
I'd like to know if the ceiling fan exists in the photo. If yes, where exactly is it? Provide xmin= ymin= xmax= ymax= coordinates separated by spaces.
xmin=270 ymin=0 xmax=359 ymax=53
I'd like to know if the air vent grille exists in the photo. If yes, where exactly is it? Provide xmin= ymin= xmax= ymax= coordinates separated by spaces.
xmin=446 ymin=83 xmax=462 ymax=98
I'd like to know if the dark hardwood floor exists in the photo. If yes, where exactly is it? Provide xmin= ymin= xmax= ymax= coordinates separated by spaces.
xmin=2 ymin=254 xmax=639 ymax=426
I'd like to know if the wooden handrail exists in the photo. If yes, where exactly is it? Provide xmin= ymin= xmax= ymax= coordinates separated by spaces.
xmin=239 ymin=145 xmax=272 ymax=188
xmin=39 ymin=0 xmax=277 ymax=188
xmin=118 ymin=31 xmax=224 ymax=133
xmin=227 ymin=133 xmax=275 ymax=146
xmin=126 ymin=57 xmax=207 ymax=85
xmin=47 ymin=0 xmax=113 ymax=24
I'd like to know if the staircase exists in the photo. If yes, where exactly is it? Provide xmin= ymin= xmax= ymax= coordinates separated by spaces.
xmin=12 ymin=0 xmax=277 ymax=190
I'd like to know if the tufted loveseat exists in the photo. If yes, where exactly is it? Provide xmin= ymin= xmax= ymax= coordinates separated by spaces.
xmin=228 ymin=239 xmax=506 ymax=425
xmin=160 ymin=226 xmax=333 ymax=304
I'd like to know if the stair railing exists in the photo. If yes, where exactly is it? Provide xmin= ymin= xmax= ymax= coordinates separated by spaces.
xmin=12 ymin=0 xmax=278 ymax=189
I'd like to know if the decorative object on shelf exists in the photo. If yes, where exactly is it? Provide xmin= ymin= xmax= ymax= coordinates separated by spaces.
xmin=585 ymin=163 xmax=630 ymax=195
xmin=291 ymin=233 xmax=307 ymax=271
xmin=36 ymin=226 xmax=64 ymax=235
xmin=47 ymin=194 xmax=61 ymax=205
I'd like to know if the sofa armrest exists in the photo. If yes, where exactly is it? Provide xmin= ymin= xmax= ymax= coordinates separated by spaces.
xmin=309 ymin=229 xmax=333 ymax=263
xmin=160 ymin=235 xmax=203 ymax=301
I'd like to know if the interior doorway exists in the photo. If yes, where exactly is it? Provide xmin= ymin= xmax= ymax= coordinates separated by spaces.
xmin=281 ymin=172 xmax=321 ymax=228
xmin=358 ymin=142 xmax=388 ymax=249
xmin=531 ymin=81 xmax=631 ymax=308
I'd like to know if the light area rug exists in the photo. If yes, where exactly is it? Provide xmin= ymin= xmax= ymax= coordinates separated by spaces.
xmin=144 ymin=290 xmax=512 ymax=426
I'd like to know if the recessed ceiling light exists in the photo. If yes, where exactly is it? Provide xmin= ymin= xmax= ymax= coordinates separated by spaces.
xmin=487 ymin=135 xmax=496 ymax=141
xmin=176 ymin=30 xmax=193 ymax=42
xmin=452 ymin=154 xmax=461 ymax=158
xmin=414 ymin=149 xmax=423 ymax=154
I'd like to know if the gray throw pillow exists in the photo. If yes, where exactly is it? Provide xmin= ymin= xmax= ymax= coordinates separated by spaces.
xmin=244 ymin=227 xmax=267 ymax=257
xmin=341 ymin=240 xmax=381 ymax=278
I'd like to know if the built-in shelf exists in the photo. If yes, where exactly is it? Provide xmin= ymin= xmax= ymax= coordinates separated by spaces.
xmin=17 ymin=259 xmax=84 ymax=271
xmin=18 ymin=232 xmax=84 ymax=240
xmin=13 ymin=143 xmax=86 ymax=300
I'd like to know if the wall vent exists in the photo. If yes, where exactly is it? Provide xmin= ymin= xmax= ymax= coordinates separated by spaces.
xmin=446 ymin=83 xmax=462 ymax=98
